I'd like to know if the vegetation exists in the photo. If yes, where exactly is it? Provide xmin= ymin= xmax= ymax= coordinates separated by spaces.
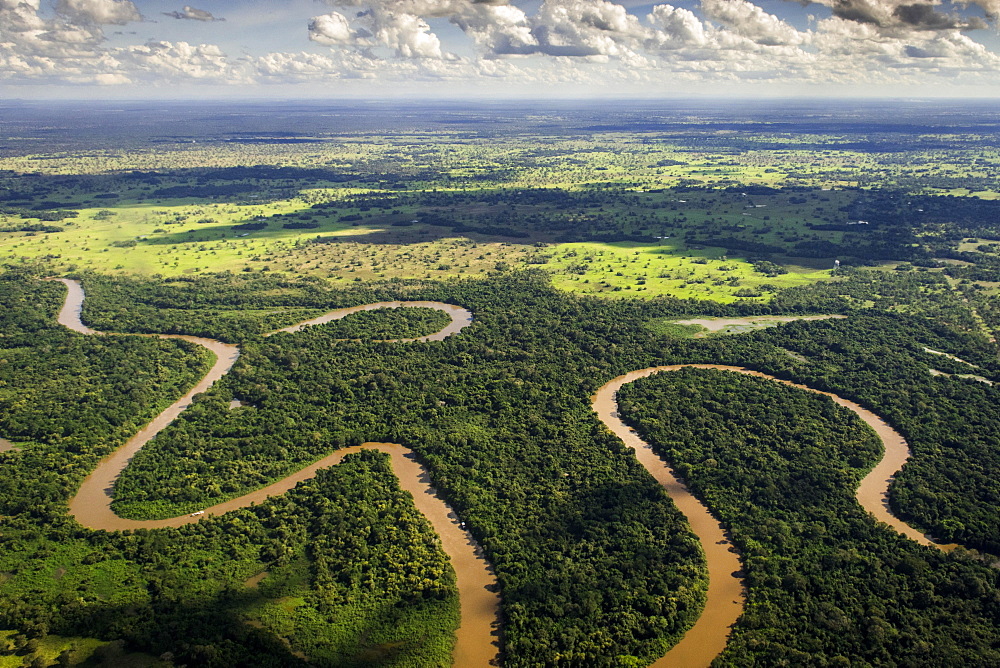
xmin=3 ymin=101 xmax=1000 ymax=665
xmin=7 ymin=260 xmax=1000 ymax=664
xmin=287 ymin=307 xmax=453 ymax=341
xmin=747 ymin=314 xmax=1000 ymax=552
xmin=619 ymin=367 xmax=1000 ymax=665
xmin=642 ymin=319 xmax=705 ymax=338
xmin=4 ymin=102 xmax=1000 ymax=305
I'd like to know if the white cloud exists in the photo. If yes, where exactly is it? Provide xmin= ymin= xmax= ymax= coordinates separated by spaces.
xmin=55 ymin=0 xmax=141 ymax=25
xmin=309 ymin=12 xmax=355 ymax=45
xmin=700 ymin=0 xmax=806 ymax=45
xmin=313 ymin=3 xmax=450 ymax=58
xmin=118 ymin=41 xmax=235 ymax=81
xmin=648 ymin=4 xmax=712 ymax=48
xmin=0 ymin=0 xmax=40 ymax=9
xmin=370 ymin=10 xmax=446 ymax=58
xmin=93 ymin=71 xmax=130 ymax=84
xmin=451 ymin=3 xmax=538 ymax=56
xmin=162 ymin=6 xmax=224 ymax=22
xmin=0 ymin=0 xmax=998 ymax=93
xmin=529 ymin=0 xmax=648 ymax=57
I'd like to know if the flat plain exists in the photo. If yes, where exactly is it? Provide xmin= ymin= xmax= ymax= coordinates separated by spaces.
xmin=2 ymin=100 xmax=1000 ymax=667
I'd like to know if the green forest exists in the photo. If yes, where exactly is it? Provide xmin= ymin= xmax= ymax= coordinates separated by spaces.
xmin=3 ymin=102 xmax=1000 ymax=667
xmin=619 ymin=367 xmax=1000 ymax=666
xmin=3 ymin=265 xmax=1000 ymax=666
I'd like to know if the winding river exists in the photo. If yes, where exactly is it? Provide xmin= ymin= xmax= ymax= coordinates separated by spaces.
xmin=53 ymin=279 xmax=498 ymax=668
xmin=42 ymin=280 xmax=955 ymax=667
xmin=593 ymin=364 xmax=951 ymax=668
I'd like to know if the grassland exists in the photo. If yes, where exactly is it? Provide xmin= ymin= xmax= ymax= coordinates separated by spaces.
xmin=542 ymin=241 xmax=831 ymax=301
xmin=0 ymin=199 xmax=834 ymax=302
xmin=3 ymin=106 xmax=998 ymax=304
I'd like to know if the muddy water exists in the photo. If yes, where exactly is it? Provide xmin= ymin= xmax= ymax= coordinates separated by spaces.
xmin=266 ymin=301 xmax=474 ymax=341
xmin=593 ymin=368 xmax=744 ymax=668
xmin=929 ymin=369 xmax=993 ymax=386
xmin=594 ymin=364 xmax=950 ymax=667
xmin=54 ymin=279 xmax=497 ymax=667
xmin=244 ymin=571 xmax=268 ymax=588
xmin=923 ymin=347 xmax=979 ymax=368
xmin=673 ymin=314 xmax=845 ymax=336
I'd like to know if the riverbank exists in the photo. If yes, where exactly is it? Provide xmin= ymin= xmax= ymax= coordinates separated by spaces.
xmin=53 ymin=279 xmax=498 ymax=667
xmin=593 ymin=363 xmax=953 ymax=667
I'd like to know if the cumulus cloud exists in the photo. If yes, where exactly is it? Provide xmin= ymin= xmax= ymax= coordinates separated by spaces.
xmin=55 ymin=0 xmax=141 ymax=25
xmin=118 ymin=40 xmax=241 ymax=81
xmin=309 ymin=12 xmax=356 ymax=45
xmin=0 ymin=0 xmax=243 ymax=86
xmin=162 ymin=6 xmax=224 ymax=22
xmin=1 ymin=0 xmax=47 ymax=31
xmin=290 ymin=0 xmax=1000 ymax=91
xmin=0 ymin=0 xmax=38 ymax=8
xmin=648 ymin=4 xmax=712 ymax=48
xmin=450 ymin=3 xmax=538 ymax=56
xmin=528 ymin=0 xmax=648 ymax=57
xmin=802 ymin=0 xmax=988 ymax=31
xmin=369 ymin=10 xmax=446 ymax=58
xmin=311 ymin=4 xmax=449 ymax=58
xmin=316 ymin=0 xmax=652 ymax=60
xmin=1 ymin=0 xmax=1000 ymax=91
xmin=700 ymin=0 xmax=806 ymax=45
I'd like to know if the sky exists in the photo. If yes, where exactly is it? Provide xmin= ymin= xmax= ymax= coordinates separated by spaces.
xmin=1 ymin=0 xmax=999 ymax=98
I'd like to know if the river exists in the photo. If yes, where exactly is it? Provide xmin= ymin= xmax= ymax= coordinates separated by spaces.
xmin=53 ymin=279 xmax=498 ymax=667
xmin=49 ymin=279 xmax=957 ymax=667
xmin=593 ymin=364 xmax=952 ymax=667
xmin=266 ymin=300 xmax=474 ymax=341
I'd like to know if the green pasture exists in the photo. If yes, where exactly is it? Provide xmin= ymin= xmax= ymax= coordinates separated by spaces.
xmin=541 ymin=241 xmax=833 ymax=302
xmin=0 ymin=195 xmax=838 ymax=302
xmin=0 ymin=630 xmax=117 ymax=667
xmin=642 ymin=320 xmax=706 ymax=338
xmin=2 ymin=129 xmax=995 ymax=302
xmin=0 ymin=631 xmax=169 ymax=667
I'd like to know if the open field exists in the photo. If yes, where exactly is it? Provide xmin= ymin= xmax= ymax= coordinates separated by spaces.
xmin=542 ymin=241 xmax=831 ymax=301
xmin=2 ymin=100 xmax=1000 ymax=305
xmin=0 ymin=202 xmax=834 ymax=302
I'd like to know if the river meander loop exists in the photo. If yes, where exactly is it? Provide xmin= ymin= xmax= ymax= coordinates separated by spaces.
xmin=54 ymin=278 xmax=498 ymax=668
xmin=53 ymin=278 xmax=955 ymax=668
xmin=593 ymin=364 xmax=954 ymax=668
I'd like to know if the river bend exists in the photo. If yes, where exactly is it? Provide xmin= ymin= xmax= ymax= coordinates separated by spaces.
xmin=53 ymin=279 xmax=497 ymax=668
xmin=593 ymin=364 xmax=951 ymax=668
xmin=50 ymin=279 xmax=955 ymax=667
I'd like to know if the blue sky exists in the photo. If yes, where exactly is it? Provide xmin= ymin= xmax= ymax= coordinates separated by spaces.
xmin=2 ymin=0 xmax=999 ymax=98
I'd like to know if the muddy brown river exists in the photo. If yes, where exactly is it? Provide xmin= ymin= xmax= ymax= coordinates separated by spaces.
xmin=48 ymin=279 xmax=955 ymax=667
xmin=53 ymin=279 xmax=497 ymax=667
xmin=593 ymin=364 xmax=951 ymax=667
xmin=267 ymin=301 xmax=474 ymax=341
